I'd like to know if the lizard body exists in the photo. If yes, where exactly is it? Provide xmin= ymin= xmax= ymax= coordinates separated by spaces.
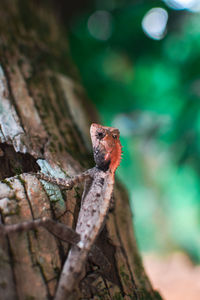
xmin=0 ymin=123 xmax=122 ymax=299
xmin=56 ymin=123 xmax=122 ymax=299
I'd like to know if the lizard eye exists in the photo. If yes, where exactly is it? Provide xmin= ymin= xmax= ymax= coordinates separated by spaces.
xmin=96 ymin=131 xmax=105 ymax=139
xmin=112 ymin=134 xmax=118 ymax=139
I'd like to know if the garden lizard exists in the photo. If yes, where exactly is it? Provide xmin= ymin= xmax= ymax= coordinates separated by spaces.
xmin=0 ymin=123 xmax=122 ymax=299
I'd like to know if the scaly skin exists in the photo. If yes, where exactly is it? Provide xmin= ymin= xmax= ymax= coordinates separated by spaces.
xmin=55 ymin=123 xmax=122 ymax=300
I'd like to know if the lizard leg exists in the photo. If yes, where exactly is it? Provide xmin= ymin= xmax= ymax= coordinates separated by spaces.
xmin=33 ymin=169 xmax=93 ymax=189
xmin=0 ymin=219 xmax=108 ymax=264
xmin=0 ymin=217 xmax=80 ymax=245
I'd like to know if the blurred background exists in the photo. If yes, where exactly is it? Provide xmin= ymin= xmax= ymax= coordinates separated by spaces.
xmin=59 ymin=0 xmax=200 ymax=299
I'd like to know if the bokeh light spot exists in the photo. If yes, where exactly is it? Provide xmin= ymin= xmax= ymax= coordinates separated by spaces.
xmin=87 ymin=10 xmax=113 ymax=41
xmin=164 ymin=0 xmax=200 ymax=11
xmin=142 ymin=8 xmax=168 ymax=40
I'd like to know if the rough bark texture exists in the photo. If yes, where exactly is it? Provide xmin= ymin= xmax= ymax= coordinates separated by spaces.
xmin=0 ymin=1 xmax=162 ymax=299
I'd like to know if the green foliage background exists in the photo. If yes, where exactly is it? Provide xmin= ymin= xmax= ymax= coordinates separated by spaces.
xmin=69 ymin=1 xmax=200 ymax=262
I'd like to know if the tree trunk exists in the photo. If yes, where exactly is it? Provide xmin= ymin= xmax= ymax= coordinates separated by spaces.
xmin=0 ymin=1 xmax=162 ymax=299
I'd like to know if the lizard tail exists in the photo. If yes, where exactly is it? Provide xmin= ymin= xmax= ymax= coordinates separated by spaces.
xmin=55 ymin=246 xmax=88 ymax=300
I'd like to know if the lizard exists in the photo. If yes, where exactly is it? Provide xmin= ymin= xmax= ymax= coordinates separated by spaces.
xmin=0 ymin=123 xmax=122 ymax=299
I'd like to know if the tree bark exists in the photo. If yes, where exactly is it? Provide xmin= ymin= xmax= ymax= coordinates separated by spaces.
xmin=0 ymin=1 xmax=162 ymax=299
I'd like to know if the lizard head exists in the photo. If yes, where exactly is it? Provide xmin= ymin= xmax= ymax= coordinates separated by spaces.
xmin=90 ymin=123 xmax=122 ymax=174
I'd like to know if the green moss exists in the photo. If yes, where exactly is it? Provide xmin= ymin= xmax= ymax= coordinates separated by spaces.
xmin=58 ymin=142 xmax=64 ymax=152
xmin=134 ymin=289 xmax=163 ymax=300
xmin=95 ymin=287 xmax=110 ymax=299
xmin=17 ymin=175 xmax=26 ymax=186
xmin=52 ymin=134 xmax=59 ymax=141
xmin=40 ymin=95 xmax=50 ymax=114
xmin=14 ymin=166 xmax=23 ymax=175
xmin=153 ymin=291 xmax=163 ymax=300
xmin=1 ymin=179 xmax=13 ymax=190
xmin=49 ymin=141 xmax=56 ymax=153
xmin=120 ymin=266 xmax=130 ymax=285
xmin=113 ymin=292 xmax=124 ymax=300
xmin=126 ymin=294 xmax=134 ymax=300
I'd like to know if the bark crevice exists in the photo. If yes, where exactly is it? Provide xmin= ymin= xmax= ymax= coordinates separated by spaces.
xmin=0 ymin=143 xmax=40 ymax=180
